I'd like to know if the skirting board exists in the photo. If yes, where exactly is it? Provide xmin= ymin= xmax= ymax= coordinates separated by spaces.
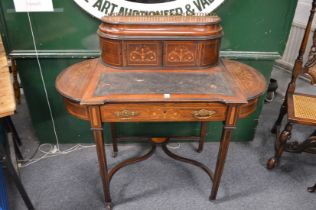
xmin=9 ymin=50 xmax=281 ymax=60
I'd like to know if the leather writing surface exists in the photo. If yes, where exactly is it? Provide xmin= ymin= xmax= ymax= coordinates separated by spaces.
xmin=94 ymin=71 xmax=232 ymax=96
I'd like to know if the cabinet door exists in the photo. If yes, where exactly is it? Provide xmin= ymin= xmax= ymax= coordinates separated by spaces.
xmin=124 ymin=41 xmax=162 ymax=67
xmin=164 ymin=41 xmax=198 ymax=67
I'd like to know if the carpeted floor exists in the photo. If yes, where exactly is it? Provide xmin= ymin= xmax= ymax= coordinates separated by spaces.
xmin=5 ymin=68 xmax=316 ymax=210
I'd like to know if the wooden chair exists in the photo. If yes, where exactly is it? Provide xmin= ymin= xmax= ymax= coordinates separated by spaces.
xmin=0 ymin=37 xmax=34 ymax=210
xmin=267 ymin=0 xmax=316 ymax=190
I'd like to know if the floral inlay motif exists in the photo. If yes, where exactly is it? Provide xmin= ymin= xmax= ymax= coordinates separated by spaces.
xmin=129 ymin=46 xmax=157 ymax=62
xmin=168 ymin=47 xmax=194 ymax=63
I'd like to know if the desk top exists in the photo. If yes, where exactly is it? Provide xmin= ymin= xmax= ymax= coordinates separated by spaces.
xmin=56 ymin=59 xmax=266 ymax=105
xmin=0 ymin=40 xmax=15 ymax=118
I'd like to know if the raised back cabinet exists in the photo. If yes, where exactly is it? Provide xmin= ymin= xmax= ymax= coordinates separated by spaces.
xmin=98 ymin=16 xmax=222 ymax=69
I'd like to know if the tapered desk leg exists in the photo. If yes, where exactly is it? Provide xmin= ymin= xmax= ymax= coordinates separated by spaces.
xmin=88 ymin=106 xmax=112 ymax=210
xmin=197 ymin=122 xmax=207 ymax=153
xmin=210 ymin=106 xmax=238 ymax=200
xmin=110 ymin=123 xmax=118 ymax=158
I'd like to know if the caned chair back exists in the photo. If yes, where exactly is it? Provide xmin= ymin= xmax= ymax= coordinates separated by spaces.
xmin=287 ymin=0 xmax=316 ymax=95
xmin=303 ymin=31 xmax=316 ymax=85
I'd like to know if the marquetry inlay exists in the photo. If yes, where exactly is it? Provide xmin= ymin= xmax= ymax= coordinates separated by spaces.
xmin=168 ymin=46 xmax=194 ymax=63
xmin=129 ymin=46 xmax=157 ymax=63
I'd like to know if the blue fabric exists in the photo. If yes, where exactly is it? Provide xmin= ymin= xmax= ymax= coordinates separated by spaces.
xmin=0 ymin=162 xmax=9 ymax=210
xmin=0 ymin=120 xmax=9 ymax=210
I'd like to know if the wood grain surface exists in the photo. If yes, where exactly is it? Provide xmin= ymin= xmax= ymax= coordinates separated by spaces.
xmin=56 ymin=58 xmax=266 ymax=105
xmin=0 ymin=38 xmax=16 ymax=118
xmin=98 ymin=16 xmax=222 ymax=69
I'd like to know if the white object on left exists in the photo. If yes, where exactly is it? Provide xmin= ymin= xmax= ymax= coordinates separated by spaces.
xmin=13 ymin=0 xmax=54 ymax=12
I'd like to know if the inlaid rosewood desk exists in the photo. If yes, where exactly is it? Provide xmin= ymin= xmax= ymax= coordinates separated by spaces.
xmin=56 ymin=58 xmax=266 ymax=209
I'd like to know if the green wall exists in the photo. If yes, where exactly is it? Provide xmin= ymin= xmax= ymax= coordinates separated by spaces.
xmin=0 ymin=0 xmax=297 ymax=143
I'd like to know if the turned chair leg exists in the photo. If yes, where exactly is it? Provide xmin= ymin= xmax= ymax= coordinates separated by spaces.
xmin=271 ymin=101 xmax=287 ymax=134
xmin=11 ymin=59 xmax=21 ymax=105
xmin=110 ymin=123 xmax=118 ymax=158
xmin=267 ymin=122 xmax=293 ymax=169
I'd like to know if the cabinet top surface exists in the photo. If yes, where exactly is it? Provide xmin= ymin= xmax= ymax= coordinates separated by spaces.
xmin=101 ymin=16 xmax=221 ymax=25
xmin=98 ymin=15 xmax=222 ymax=40
xmin=56 ymin=59 xmax=266 ymax=105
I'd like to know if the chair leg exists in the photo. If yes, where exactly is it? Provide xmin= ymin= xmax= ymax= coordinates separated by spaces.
xmin=0 ymin=144 xmax=34 ymax=210
xmin=4 ymin=117 xmax=22 ymax=146
xmin=110 ymin=123 xmax=118 ymax=158
xmin=267 ymin=122 xmax=293 ymax=169
xmin=4 ymin=117 xmax=23 ymax=160
xmin=11 ymin=59 xmax=21 ymax=105
xmin=271 ymin=101 xmax=287 ymax=134
xmin=12 ymin=136 xmax=23 ymax=161
xmin=307 ymin=183 xmax=316 ymax=192
xmin=197 ymin=122 xmax=207 ymax=153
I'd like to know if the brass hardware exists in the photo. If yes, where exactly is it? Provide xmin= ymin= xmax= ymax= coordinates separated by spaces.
xmin=114 ymin=110 xmax=139 ymax=119
xmin=192 ymin=109 xmax=216 ymax=120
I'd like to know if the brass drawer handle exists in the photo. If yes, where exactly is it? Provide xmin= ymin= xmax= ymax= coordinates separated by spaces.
xmin=114 ymin=110 xmax=139 ymax=119
xmin=192 ymin=109 xmax=216 ymax=120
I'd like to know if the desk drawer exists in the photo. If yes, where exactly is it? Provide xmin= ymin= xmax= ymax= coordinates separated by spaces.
xmin=101 ymin=103 xmax=227 ymax=122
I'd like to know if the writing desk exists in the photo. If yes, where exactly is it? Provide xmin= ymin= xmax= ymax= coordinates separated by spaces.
xmin=56 ymin=58 xmax=266 ymax=209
